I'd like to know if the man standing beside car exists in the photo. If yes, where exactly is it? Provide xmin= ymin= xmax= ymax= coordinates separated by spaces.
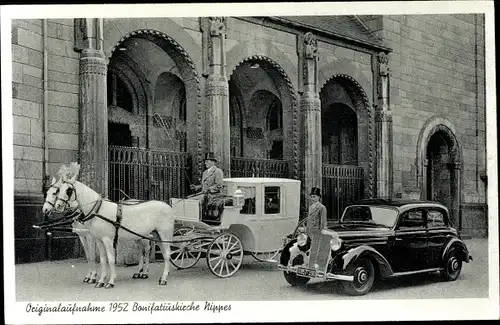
xmin=288 ymin=187 xmax=328 ymax=266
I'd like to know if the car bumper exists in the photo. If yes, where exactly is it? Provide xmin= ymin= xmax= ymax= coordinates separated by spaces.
xmin=278 ymin=264 xmax=354 ymax=281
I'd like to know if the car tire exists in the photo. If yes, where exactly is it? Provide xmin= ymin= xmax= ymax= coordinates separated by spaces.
xmin=284 ymin=271 xmax=310 ymax=287
xmin=342 ymin=258 xmax=375 ymax=296
xmin=441 ymin=248 xmax=462 ymax=282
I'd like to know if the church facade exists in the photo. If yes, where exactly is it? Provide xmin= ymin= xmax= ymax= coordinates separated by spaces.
xmin=12 ymin=15 xmax=487 ymax=263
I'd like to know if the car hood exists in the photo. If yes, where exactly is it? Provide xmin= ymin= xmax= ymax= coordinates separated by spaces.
xmin=326 ymin=223 xmax=393 ymax=241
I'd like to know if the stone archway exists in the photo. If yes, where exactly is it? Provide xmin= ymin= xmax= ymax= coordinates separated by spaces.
xmin=319 ymin=74 xmax=374 ymax=219
xmin=228 ymin=56 xmax=298 ymax=178
xmin=416 ymin=116 xmax=462 ymax=228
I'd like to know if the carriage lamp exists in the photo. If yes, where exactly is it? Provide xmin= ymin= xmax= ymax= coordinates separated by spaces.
xmin=234 ymin=189 xmax=245 ymax=208
xmin=329 ymin=236 xmax=342 ymax=251
xmin=297 ymin=233 xmax=308 ymax=247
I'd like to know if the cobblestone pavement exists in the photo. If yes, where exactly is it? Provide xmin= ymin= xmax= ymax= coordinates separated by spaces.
xmin=14 ymin=239 xmax=488 ymax=301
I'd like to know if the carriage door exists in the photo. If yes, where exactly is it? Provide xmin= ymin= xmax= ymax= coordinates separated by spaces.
xmin=256 ymin=185 xmax=285 ymax=253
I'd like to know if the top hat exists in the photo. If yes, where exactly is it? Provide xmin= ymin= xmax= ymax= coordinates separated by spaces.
xmin=204 ymin=152 xmax=218 ymax=162
xmin=309 ymin=187 xmax=321 ymax=197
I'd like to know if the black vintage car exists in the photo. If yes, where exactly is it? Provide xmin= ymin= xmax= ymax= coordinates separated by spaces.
xmin=278 ymin=199 xmax=473 ymax=296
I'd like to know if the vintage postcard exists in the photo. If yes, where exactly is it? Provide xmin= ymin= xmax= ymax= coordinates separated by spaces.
xmin=2 ymin=1 xmax=498 ymax=323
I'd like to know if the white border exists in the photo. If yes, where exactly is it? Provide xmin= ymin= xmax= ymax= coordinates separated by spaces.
xmin=2 ymin=1 xmax=498 ymax=323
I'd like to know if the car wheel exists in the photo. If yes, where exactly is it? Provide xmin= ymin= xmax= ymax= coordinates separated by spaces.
xmin=342 ymin=258 xmax=375 ymax=296
xmin=441 ymin=248 xmax=462 ymax=282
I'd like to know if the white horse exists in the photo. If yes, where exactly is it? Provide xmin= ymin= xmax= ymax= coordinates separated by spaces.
xmin=53 ymin=164 xmax=175 ymax=288
xmin=41 ymin=172 xmax=99 ymax=284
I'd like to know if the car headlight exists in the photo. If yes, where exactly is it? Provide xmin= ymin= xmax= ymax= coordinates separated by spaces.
xmin=297 ymin=233 xmax=308 ymax=246
xmin=329 ymin=236 xmax=342 ymax=251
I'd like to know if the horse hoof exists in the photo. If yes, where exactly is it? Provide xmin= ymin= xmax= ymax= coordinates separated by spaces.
xmin=105 ymin=283 xmax=115 ymax=289
xmin=158 ymin=279 xmax=167 ymax=286
xmin=132 ymin=273 xmax=140 ymax=279
xmin=89 ymin=279 xmax=97 ymax=284
xmin=140 ymin=274 xmax=149 ymax=279
xmin=95 ymin=282 xmax=105 ymax=288
xmin=83 ymin=277 xmax=90 ymax=283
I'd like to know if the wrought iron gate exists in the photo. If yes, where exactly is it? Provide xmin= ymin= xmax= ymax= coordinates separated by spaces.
xmin=322 ymin=164 xmax=364 ymax=220
xmin=108 ymin=146 xmax=191 ymax=202
xmin=231 ymin=157 xmax=290 ymax=178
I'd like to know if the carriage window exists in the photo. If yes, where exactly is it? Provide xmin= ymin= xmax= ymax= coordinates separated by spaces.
xmin=238 ymin=186 xmax=256 ymax=215
xmin=427 ymin=210 xmax=446 ymax=228
xmin=398 ymin=209 xmax=425 ymax=229
xmin=264 ymin=186 xmax=280 ymax=215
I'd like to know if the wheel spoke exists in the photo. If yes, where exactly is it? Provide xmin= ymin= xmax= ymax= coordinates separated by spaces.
xmin=225 ymin=261 xmax=230 ymax=275
xmin=229 ymin=259 xmax=238 ymax=271
xmin=212 ymin=258 xmax=223 ymax=270
xmin=180 ymin=252 xmax=186 ymax=265
xmin=219 ymin=260 xmax=226 ymax=275
xmin=227 ymin=239 xmax=239 ymax=252
xmin=229 ymin=248 xmax=242 ymax=255
xmin=209 ymin=255 xmax=222 ymax=262
xmin=173 ymin=251 xmax=183 ymax=262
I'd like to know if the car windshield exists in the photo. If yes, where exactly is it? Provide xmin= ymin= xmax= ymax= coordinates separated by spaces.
xmin=340 ymin=206 xmax=398 ymax=228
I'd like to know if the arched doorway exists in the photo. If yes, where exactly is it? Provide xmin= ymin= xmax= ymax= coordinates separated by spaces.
xmin=229 ymin=58 xmax=295 ymax=178
xmin=423 ymin=126 xmax=462 ymax=228
xmin=107 ymin=33 xmax=196 ymax=202
xmin=320 ymin=76 xmax=370 ymax=219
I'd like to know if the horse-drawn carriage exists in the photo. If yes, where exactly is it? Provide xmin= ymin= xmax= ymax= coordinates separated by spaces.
xmin=35 ymin=165 xmax=302 ymax=287
xmin=166 ymin=177 xmax=301 ymax=278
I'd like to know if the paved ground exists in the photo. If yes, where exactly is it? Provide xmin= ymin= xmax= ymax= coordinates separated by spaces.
xmin=14 ymin=239 xmax=488 ymax=301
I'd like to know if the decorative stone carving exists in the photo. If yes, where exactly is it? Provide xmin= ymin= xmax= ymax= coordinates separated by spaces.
xmin=378 ymin=52 xmax=389 ymax=76
xmin=205 ymin=82 xmax=229 ymax=97
xmin=79 ymin=57 xmax=107 ymax=76
xmin=209 ymin=17 xmax=226 ymax=37
xmin=304 ymin=32 xmax=318 ymax=59
xmin=375 ymin=109 xmax=393 ymax=122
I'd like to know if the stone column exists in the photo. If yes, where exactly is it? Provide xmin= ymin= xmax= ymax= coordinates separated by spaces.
xmin=375 ymin=52 xmax=393 ymax=198
xmin=205 ymin=17 xmax=230 ymax=175
xmin=78 ymin=18 xmax=108 ymax=196
xmin=450 ymin=162 xmax=462 ymax=230
xmin=301 ymin=32 xmax=322 ymax=196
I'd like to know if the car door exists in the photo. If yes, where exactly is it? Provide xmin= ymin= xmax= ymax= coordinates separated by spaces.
xmin=426 ymin=208 xmax=451 ymax=268
xmin=390 ymin=208 xmax=429 ymax=272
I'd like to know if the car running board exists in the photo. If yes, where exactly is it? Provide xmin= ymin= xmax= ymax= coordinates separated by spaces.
xmin=390 ymin=267 xmax=443 ymax=278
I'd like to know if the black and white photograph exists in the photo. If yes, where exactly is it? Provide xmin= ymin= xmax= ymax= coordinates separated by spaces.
xmin=2 ymin=1 xmax=498 ymax=323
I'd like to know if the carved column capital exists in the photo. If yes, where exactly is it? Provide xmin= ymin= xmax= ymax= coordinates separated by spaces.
xmin=304 ymin=32 xmax=318 ymax=60
xmin=208 ymin=17 xmax=227 ymax=37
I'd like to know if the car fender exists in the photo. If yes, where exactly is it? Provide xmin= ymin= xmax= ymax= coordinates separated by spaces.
xmin=342 ymin=245 xmax=394 ymax=278
xmin=279 ymin=239 xmax=298 ymax=265
xmin=441 ymin=238 xmax=472 ymax=263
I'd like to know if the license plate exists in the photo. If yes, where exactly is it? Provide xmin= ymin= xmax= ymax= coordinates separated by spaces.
xmin=297 ymin=267 xmax=316 ymax=278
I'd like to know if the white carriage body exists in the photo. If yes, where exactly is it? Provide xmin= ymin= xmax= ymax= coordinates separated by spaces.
xmin=171 ymin=177 xmax=301 ymax=254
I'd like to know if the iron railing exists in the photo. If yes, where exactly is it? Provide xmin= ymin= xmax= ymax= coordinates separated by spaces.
xmin=109 ymin=146 xmax=191 ymax=202
xmin=231 ymin=157 xmax=290 ymax=178
xmin=322 ymin=164 xmax=364 ymax=220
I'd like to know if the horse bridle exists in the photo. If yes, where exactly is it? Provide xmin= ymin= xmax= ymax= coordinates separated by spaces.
xmin=55 ymin=182 xmax=104 ymax=224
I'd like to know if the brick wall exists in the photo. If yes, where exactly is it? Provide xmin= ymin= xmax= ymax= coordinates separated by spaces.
xmin=384 ymin=14 xmax=486 ymax=205
xmin=12 ymin=19 xmax=79 ymax=196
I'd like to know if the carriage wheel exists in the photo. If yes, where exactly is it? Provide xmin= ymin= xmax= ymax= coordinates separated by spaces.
xmin=250 ymin=249 xmax=281 ymax=262
xmin=206 ymin=233 xmax=243 ymax=278
xmin=169 ymin=227 xmax=202 ymax=269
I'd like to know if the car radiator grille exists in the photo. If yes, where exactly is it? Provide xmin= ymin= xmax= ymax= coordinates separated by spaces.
xmin=306 ymin=233 xmax=331 ymax=271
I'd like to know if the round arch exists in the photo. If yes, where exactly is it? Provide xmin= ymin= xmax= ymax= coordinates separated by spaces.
xmin=107 ymin=29 xmax=203 ymax=175
xmin=228 ymin=55 xmax=299 ymax=177
xmin=318 ymin=58 xmax=373 ymax=106
xmin=320 ymin=74 xmax=375 ymax=197
xmin=416 ymin=115 xmax=462 ymax=191
xmin=416 ymin=115 xmax=463 ymax=229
